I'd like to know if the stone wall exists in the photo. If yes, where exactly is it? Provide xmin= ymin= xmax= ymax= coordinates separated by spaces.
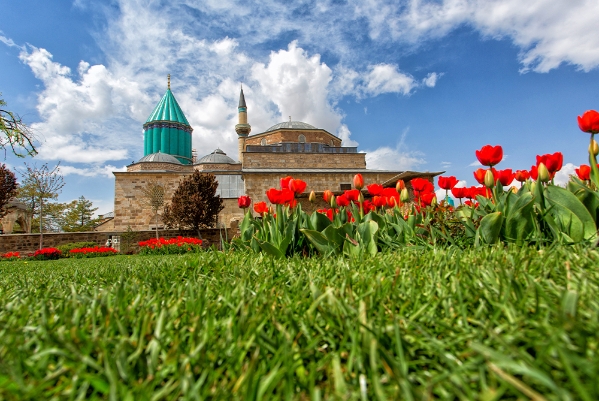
xmin=244 ymin=129 xmax=341 ymax=146
xmin=195 ymin=163 xmax=242 ymax=172
xmin=127 ymin=162 xmax=193 ymax=172
xmin=0 ymin=229 xmax=232 ymax=253
xmin=242 ymin=153 xmax=366 ymax=169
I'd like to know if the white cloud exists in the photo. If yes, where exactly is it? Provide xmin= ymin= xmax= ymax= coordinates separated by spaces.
xmin=362 ymin=64 xmax=417 ymax=96
xmin=554 ymin=162 xmax=576 ymax=187
xmin=423 ymin=72 xmax=441 ymax=88
xmin=0 ymin=33 xmax=18 ymax=48
xmin=60 ymin=164 xmax=128 ymax=178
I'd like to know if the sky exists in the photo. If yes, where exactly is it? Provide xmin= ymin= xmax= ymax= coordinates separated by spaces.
xmin=1 ymin=0 xmax=599 ymax=213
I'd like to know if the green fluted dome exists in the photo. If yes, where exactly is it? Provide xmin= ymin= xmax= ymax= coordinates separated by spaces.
xmin=143 ymin=87 xmax=193 ymax=165
xmin=146 ymin=89 xmax=190 ymax=125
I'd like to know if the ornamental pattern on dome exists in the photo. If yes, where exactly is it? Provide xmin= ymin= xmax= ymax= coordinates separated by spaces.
xmin=264 ymin=121 xmax=317 ymax=132
xmin=196 ymin=149 xmax=238 ymax=164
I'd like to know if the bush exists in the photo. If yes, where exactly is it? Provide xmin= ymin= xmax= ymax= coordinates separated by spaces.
xmin=138 ymin=236 xmax=203 ymax=255
xmin=56 ymin=242 xmax=98 ymax=255
xmin=69 ymin=246 xmax=118 ymax=258
xmin=30 ymin=247 xmax=61 ymax=261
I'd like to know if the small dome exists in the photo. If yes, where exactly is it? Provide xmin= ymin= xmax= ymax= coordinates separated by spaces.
xmin=196 ymin=148 xmax=237 ymax=164
xmin=264 ymin=121 xmax=316 ymax=132
xmin=138 ymin=151 xmax=182 ymax=164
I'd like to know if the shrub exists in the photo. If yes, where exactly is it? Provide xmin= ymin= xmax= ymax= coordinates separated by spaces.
xmin=69 ymin=246 xmax=118 ymax=258
xmin=56 ymin=241 xmax=98 ymax=255
xmin=138 ymin=236 xmax=203 ymax=255
xmin=30 ymin=247 xmax=61 ymax=261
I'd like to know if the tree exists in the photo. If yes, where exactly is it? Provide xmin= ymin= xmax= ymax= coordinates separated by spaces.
xmin=0 ymin=94 xmax=37 ymax=158
xmin=20 ymin=163 xmax=65 ymax=249
xmin=62 ymin=196 xmax=99 ymax=232
xmin=139 ymin=180 xmax=166 ymax=239
xmin=162 ymin=171 xmax=224 ymax=238
xmin=0 ymin=164 xmax=18 ymax=219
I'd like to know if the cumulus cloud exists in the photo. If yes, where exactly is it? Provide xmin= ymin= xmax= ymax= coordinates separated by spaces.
xmin=362 ymin=64 xmax=417 ymax=96
xmin=554 ymin=163 xmax=576 ymax=187
xmin=364 ymin=129 xmax=426 ymax=170
xmin=60 ymin=164 xmax=128 ymax=178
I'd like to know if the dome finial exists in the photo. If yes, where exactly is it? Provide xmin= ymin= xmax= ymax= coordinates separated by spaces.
xmin=167 ymin=74 xmax=171 ymax=90
xmin=289 ymin=116 xmax=291 ymax=122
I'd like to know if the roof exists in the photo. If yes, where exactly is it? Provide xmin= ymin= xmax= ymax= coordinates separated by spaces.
xmin=239 ymin=88 xmax=247 ymax=108
xmin=264 ymin=121 xmax=317 ymax=132
xmin=196 ymin=148 xmax=238 ymax=164
xmin=381 ymin=171 xmax=445 ymax=187
xmin=145 ymin=89 xmax=190 ymax=125
xmin=138 ymin=151 xmax=182 ymax=164
xmin=242 ymin=168 xmax=403 ymax=174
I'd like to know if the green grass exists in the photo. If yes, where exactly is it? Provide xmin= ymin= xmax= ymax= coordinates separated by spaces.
xmin=1 ymin=247 xmax=598 ymax=400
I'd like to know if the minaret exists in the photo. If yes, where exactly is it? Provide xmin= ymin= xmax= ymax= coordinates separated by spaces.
xmin=235 ymin=86 xmax=251 ymax=164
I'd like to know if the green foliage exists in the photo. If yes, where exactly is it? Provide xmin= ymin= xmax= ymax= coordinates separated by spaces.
xmin=0 ymin=247 xmax=598 ymax=399
xmin=56 ymin=241 xmax=98 ymax=255
xmin=0 ymin=163 xmax=17 ymax=219
xmin=119 ymin=225 xmax=138 ymax=254
xmin=0 ymin=94 xmax=37 ymax=158
xmin=61 ymin=196 xmax=100 ymax=232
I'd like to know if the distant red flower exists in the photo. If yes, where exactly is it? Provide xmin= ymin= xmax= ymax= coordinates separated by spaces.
xmin=396 ymin=179 xmax=406 ymax=191
xmin=496 ymin=169 xmax=514 ymax=186
xmin=530 ymin=165 xmax=538 ymax=181
xmin=289 ymin=179 xmax=307 ymax=194
xmin=419 ymin=192 xmax=436 ymax=207
xmin=575 ymin=164 xmax=591 ymax=181
xmin=475 ymin=145 xmax=503 ymax=167
xmin=238 ymin=195 xmax=251 ymax=209
xmin=451 ymin=187 xmax=468 ymax=199
xmin=473 ymin=168 xmax=487 ymax=185
xmin=578 ymin=110 xmax=599 ymax=134
xmin=336 ymin=194 xmax=350 ymax=207
xmin=372 ymin=196 xmax=387 ymax=208
xmin=254 ymin=201 xmax=268 ymax=215
xmin=280 ymin=176 xmax=293 ymax=190
xmin=536 ymin=152 xmax=563 ymax=174
xmin=514 ymin=170 xmax=530 ymax=182
xmin=366 ymin=183 xmax=383 ymax=196
xmin=437 ymin=176 xmax=458 ymax=190
xmin=344 ymin=189 xmax=360 ymax=202
xmin=362 ymin=200 xmax=375 ymax=213
xmin=353 ymin=174 xmax=364 ymax=190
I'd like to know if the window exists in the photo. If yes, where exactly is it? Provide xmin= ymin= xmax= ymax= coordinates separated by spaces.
xmin=261 ymin=138 xmax=267 ymax=146
xmin=215 ymin=175 xmax=245 ymax=198
xmin=330 ymin=140 xmax=334 ymax=146
xmin=340 ymin=183 xmax=352 ymax=191
xmin=298 ymin=134 xmax=306 ymax=143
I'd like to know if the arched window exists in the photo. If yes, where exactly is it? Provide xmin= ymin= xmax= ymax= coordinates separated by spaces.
xmin=298 ymin=134 xmax=306 ymax=143
xmin=261 ymin=138 xmax=267 ymax=146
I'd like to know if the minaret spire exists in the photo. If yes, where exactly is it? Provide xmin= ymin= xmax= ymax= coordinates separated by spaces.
xmin=168 ymin=74 xmax=171 ymax=90
xmin=235 ymin=85 xmax=251 ymax=164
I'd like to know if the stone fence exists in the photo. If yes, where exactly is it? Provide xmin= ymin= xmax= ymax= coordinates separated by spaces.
xmin=0 ymin=228 xmax=235 ymax=254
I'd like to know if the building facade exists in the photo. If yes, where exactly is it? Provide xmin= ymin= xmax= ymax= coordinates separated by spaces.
xmin=105 ymin=82 xmax=441 ymax=232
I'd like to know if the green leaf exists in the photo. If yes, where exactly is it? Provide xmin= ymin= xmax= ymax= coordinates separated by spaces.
xmin=505 ymin=192 xmax=535 ymax=243
xmin=568 ymin=178 xmax=599 ymax=224
xmin=357 ymin=220 xmax=379 ymax=256
xmin=544 ymin=185 xmax=597 ymax=242
xmin=310 ymin=211 xmax=332 ymax=232
xmin=476 ymin=212 xmax=504 ymax=245
xmin=300 ymin=229 xmax=335 ymax=255
xmin=255 ymin=237 xmax=285 ymax=258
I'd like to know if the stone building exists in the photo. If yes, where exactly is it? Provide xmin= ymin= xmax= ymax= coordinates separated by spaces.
xmin=104 ymin=80 xmax=441 ymax=232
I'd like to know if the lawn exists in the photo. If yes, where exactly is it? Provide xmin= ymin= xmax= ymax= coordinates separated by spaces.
xmin=1 ymin=247 xmax=598 ymax=400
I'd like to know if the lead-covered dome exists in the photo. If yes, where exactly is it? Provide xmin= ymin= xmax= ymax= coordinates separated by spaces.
xmin=264 ymin=121 xmax=316 ymax=132
xmin=196 ymin=148 xmax=237 ymax=164
xmin=138 ymin=151 xmax=182 ymax=164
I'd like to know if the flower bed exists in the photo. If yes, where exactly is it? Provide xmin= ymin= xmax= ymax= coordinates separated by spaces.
xmin=69 ymin=246 xmax=118 ymax=258
xmin=30 ymin=247 xmax=62 ymax=261
xmin=138 ymin=236 xmax=203 ymax=255
xmin=1 ymin=251 xmax=20 ymax=261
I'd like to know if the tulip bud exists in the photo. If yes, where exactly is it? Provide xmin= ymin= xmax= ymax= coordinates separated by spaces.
xmin=396 ymin=179 xmax=405 ymax=192
xmin=358 ymin=191 xmax=364 ymax=203
xmin=330 ymin=195 xmax=337 ymax=209
xmin=484 ymin=169 xmax=495 ymax=188
xmin=353 ymin=173 xmax=364 ymax=190
xmin=308 ymin=190 xmax=316 ymax=203
xmin=323 ymin=190 xmax=333 ymax=203
xmin=400 ymin=188 xmax=410 ymax=203
xmin=589 ymin=139 xmax=599 ymax=156
xmin=430 ymin=196 xmax=438 ymax=207
xmin=537 ymin=162 xmax=550 ymax=182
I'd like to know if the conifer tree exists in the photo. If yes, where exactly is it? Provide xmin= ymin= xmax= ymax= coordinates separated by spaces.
xmin=162 ymin=171 xmax=224 ymax=238
xmin=0 ymin=164 xmax=18 ymax=219
xmin=62 ymin=196 xmax=99 ymax=232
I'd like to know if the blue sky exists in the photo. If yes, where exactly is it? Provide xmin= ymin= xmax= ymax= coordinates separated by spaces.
xmin=1 ymin=0 xmax=599 ymax=213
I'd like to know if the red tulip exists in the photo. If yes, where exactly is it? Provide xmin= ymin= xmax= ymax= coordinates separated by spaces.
xmin=514 ymin=170 xmax=530 ymax=182
xmin=372 ymin=196 xmax=387 ymax=208
xmin=353 ymin=174 xmax=364 ymax=190
xmin=336 ymin=194 xmax=350 ymax=207
xmin=437 ymin=176 xmax=458 ymax=190
xmin=254 ymin=201 xmax=268 ymax=215
xmin=366 ymin=183 xmax=383 ymax=196
xmin=475 ymin=145 xmax=503 ymax=167
xmin=344 ymin=189 xmax=360 ymax=202
xmin=396 ymin=179 xmax=405 ymax=191
xmin=388 ymin=197 xmax=399 ymax=207
xmin=323 ymin=190 xmax=334 ymax=203
xmin=419 ymin=192 xmax=436 ymax=207
xmin=289 ymin=178 xmax=307 ymax=194
xmin=411 ymin=178 xmax=434 ymax=194
xmin=451 ymin=187 xmax=467 ymax=199
xmin=529 ymin=165 xmax=538 ymax=181
xmin=473 ymin=168 xmax=487 ymax=185
xmin=280 ymin=188 xmax=295 ymax=204
xmin=317 ymin=208 xmax=334 ymax=221
xmin=286 ymin=198 xmax=298 ymax=208
xmin=362 ymin=200 xmax=374 ymax=213
xmin=575 ymin=164 xmax=591 ymax=180
xmin=280 ymin=176 xmax=293 ymax=190
xmin=578 ymin=110 xmax=599 ymax=134
xmin=496 ymin=169 xmax=514 ymax=186
xmin=536 ymin=152 xmax=563 ymax=173
xmin=238 ymin=195 xmax=251 ymax=209
xmin=266 ymin=188 xmax=281 ymax=204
